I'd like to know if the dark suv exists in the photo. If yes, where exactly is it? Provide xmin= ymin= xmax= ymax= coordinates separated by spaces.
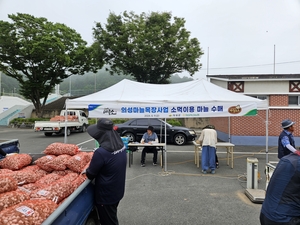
xmin=114 ymin=118 xmax=197 ymax=146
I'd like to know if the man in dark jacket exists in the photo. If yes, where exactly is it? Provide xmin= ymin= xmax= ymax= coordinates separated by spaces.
xmin=278 ymin=119 xmax=300 ymax=159
xmin=140 ymin=126 xmax=159 ymax=167
xmin=85 ymin=118 xmax=127 ymax=225
xmin=260 ymin=153 xmax=300 ymax=224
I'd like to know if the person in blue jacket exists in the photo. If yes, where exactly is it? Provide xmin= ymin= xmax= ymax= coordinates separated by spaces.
xmin=260 ymin=153 xmax=300 ymax=224
xmin=278 ymin=119 xmax=300 ymax=159
xmin=85 ymin=118 xmax=127 ymax=225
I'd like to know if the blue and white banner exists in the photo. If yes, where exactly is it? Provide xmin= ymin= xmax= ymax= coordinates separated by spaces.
xmin=88 ymin=102 xmax=257 ymax=118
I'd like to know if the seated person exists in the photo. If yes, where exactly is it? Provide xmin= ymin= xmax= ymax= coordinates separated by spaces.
xmin=140 ymin=126 xmax=158 ymax=167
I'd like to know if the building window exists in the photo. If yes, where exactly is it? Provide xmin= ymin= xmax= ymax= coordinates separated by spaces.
xmin=289 ymin=81 xmax=300 ymax=92
xmin=288 ymin=96 xmax=300 ymax=105
xmin=228 ymin=81 xmax=244 ymax=92
xmin=249 ymin=95 xmax=268 ymax=100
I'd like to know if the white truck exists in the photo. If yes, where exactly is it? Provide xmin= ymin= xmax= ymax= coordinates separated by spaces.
xmin=34 ymin=110 xmax=89 ymax=136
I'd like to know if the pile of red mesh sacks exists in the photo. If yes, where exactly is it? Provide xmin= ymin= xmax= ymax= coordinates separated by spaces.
xmin=0 ymin=143 xmax=93 ymax=225
xmin=50 ymin=115 xmax=79 ymax=122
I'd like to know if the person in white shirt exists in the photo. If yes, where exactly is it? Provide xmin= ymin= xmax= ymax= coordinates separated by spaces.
xmin=140 ymin=126 xmax=159 ymax=167
xmin=196 ymin=125 xmax=218 ymax=174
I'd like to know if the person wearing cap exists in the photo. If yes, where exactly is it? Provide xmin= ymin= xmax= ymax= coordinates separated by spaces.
xmin=85 ymin=118 xmax=127 ymax=225
xmin=260 ymin=153 xmax=300 ymax=224
xmin=140 ymin=126 xmax=159 ymax=167
xmin=278 ymin=119 xmax=300 ymax=159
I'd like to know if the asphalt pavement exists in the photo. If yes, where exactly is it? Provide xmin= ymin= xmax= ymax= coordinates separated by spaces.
xmin=0 ymin=127 xmax=279 ymax=225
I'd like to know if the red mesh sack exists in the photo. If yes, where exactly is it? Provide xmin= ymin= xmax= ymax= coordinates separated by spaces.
xmin=29 ymin=173 xmax=79 ymax=203
xmin=50 ymin=116 xmax=61 ymax=121
xmin=66 ymin=152 xmax=91 ymax=173
xmin=20 ymin=165 xmax=40 ymax=172
xmin=18 ymin=183 xmax=40 ymax=193
xmin=82 ymin=162 xmax=90 ymax=174
xmin=0 ymin=176 xmax=18 ymax=194
xmin=43 ymin=142 xmax=79 ymax=156
xmin=72 ymin=174 xmax=86 ymax=189
xmin=30 ymin=181 xmax=74 ymax=204
xmin=0 ymin=169 xmax=13 ymax=175
xmin=51 ymin=169 xmax=74 ymax=176
xmin=0 ymin=199 xmax=57 ymax=225
xmin=86 ymin=151 xmax=94 ymax=161
xmin=35 ymin=168 xmax=49 ymax=177
xmin=0 ymin=154 xmax=32 ymax=170
xmin=20 ymin=165 xmax=49 ymax=178
xmin=46 ymin=154 xmax=71 ymax=171
xmin=34 ymin=155 xmax=56 ymax=172
xmin=0 ymin=190 xmax=30 ymax=212
xmin=35 ymin=173 xmax=63 ymax=186
xmin=11 ymin=170 xmax=47 ymax=185
xmin=58 ymin=172 xmax=79 ymax=183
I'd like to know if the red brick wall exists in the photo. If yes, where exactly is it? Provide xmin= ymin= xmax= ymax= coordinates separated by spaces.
xmin=269 ymin=95 xmax=288 ymax=106
xmin=210 ymin=117 xmax=228 ymax=133
xmin=210 ymin=109 xmax=300 ymax=137
xmin=230 ymin=110 xmax=267 ymax=136
xmin=210 ymin=111 xmax=267 ymax=136
xmin=268 ymin=109 xmax=300 ymax=136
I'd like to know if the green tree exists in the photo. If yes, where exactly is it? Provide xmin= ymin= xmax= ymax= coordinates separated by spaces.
xmin=93 ymin=11 xmax=203 ymax=84
xmin=0 ymin=13 xmax=101 ymax=117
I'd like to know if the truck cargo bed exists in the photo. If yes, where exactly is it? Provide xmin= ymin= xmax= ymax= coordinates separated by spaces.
xmin=28 ymin=153 xmax=98 ymax=225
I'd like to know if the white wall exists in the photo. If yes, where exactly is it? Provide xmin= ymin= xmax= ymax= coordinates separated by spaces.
xmin=0 ymin=96 xmax=32 ymax=112
xmin=244 ymin=80 xmax=289 ymax=94
xmin=210 ymin=79 xmax=290 ymax=95
xmin=210 ymin=80 xmax=227 ymax=89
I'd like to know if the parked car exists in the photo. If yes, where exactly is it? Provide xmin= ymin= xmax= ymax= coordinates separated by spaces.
xmin=114 ymin=118 xmax=197 ymax=146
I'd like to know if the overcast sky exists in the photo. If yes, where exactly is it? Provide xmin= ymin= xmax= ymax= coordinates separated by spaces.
xmin=1 ymin=0 xmax=300 ymax=79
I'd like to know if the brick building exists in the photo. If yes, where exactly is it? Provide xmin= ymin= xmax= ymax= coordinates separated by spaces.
xmin=207 ymin=74 xmax=300 ymax=146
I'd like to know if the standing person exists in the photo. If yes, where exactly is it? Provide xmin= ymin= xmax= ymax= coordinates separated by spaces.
xmin=196 ymin=125 xmax=217 ymax=174
xmin=85 ymin=118 xmax=127 ymax=225
xmin=260 ymin=153 xmax=300 ymax=224
xmin=140 ymin=126 xmax=159 ymax=167
xmin=278 ymin=119 xmax=300 ymax=159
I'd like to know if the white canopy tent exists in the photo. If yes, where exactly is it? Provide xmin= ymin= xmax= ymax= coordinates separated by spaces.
xmin=65 ymin=79 xmax=269 ymax=170
xmin=66 ymin=78 xmax=267 ymax=115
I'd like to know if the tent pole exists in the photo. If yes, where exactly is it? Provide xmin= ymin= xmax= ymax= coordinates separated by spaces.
xmin=228 ymin=117 xmax=231 ymax=142
xmin=164 ymin=118 xmax=167 ymax=172
xmin=266 ymin=109 xmax=269 ymax=164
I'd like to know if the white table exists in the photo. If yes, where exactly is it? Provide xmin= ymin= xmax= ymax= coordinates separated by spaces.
xmin=192 ymin=141 xmax=235 ymax=169
xmin=127 ymin=143 xmax=166 ymax=168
